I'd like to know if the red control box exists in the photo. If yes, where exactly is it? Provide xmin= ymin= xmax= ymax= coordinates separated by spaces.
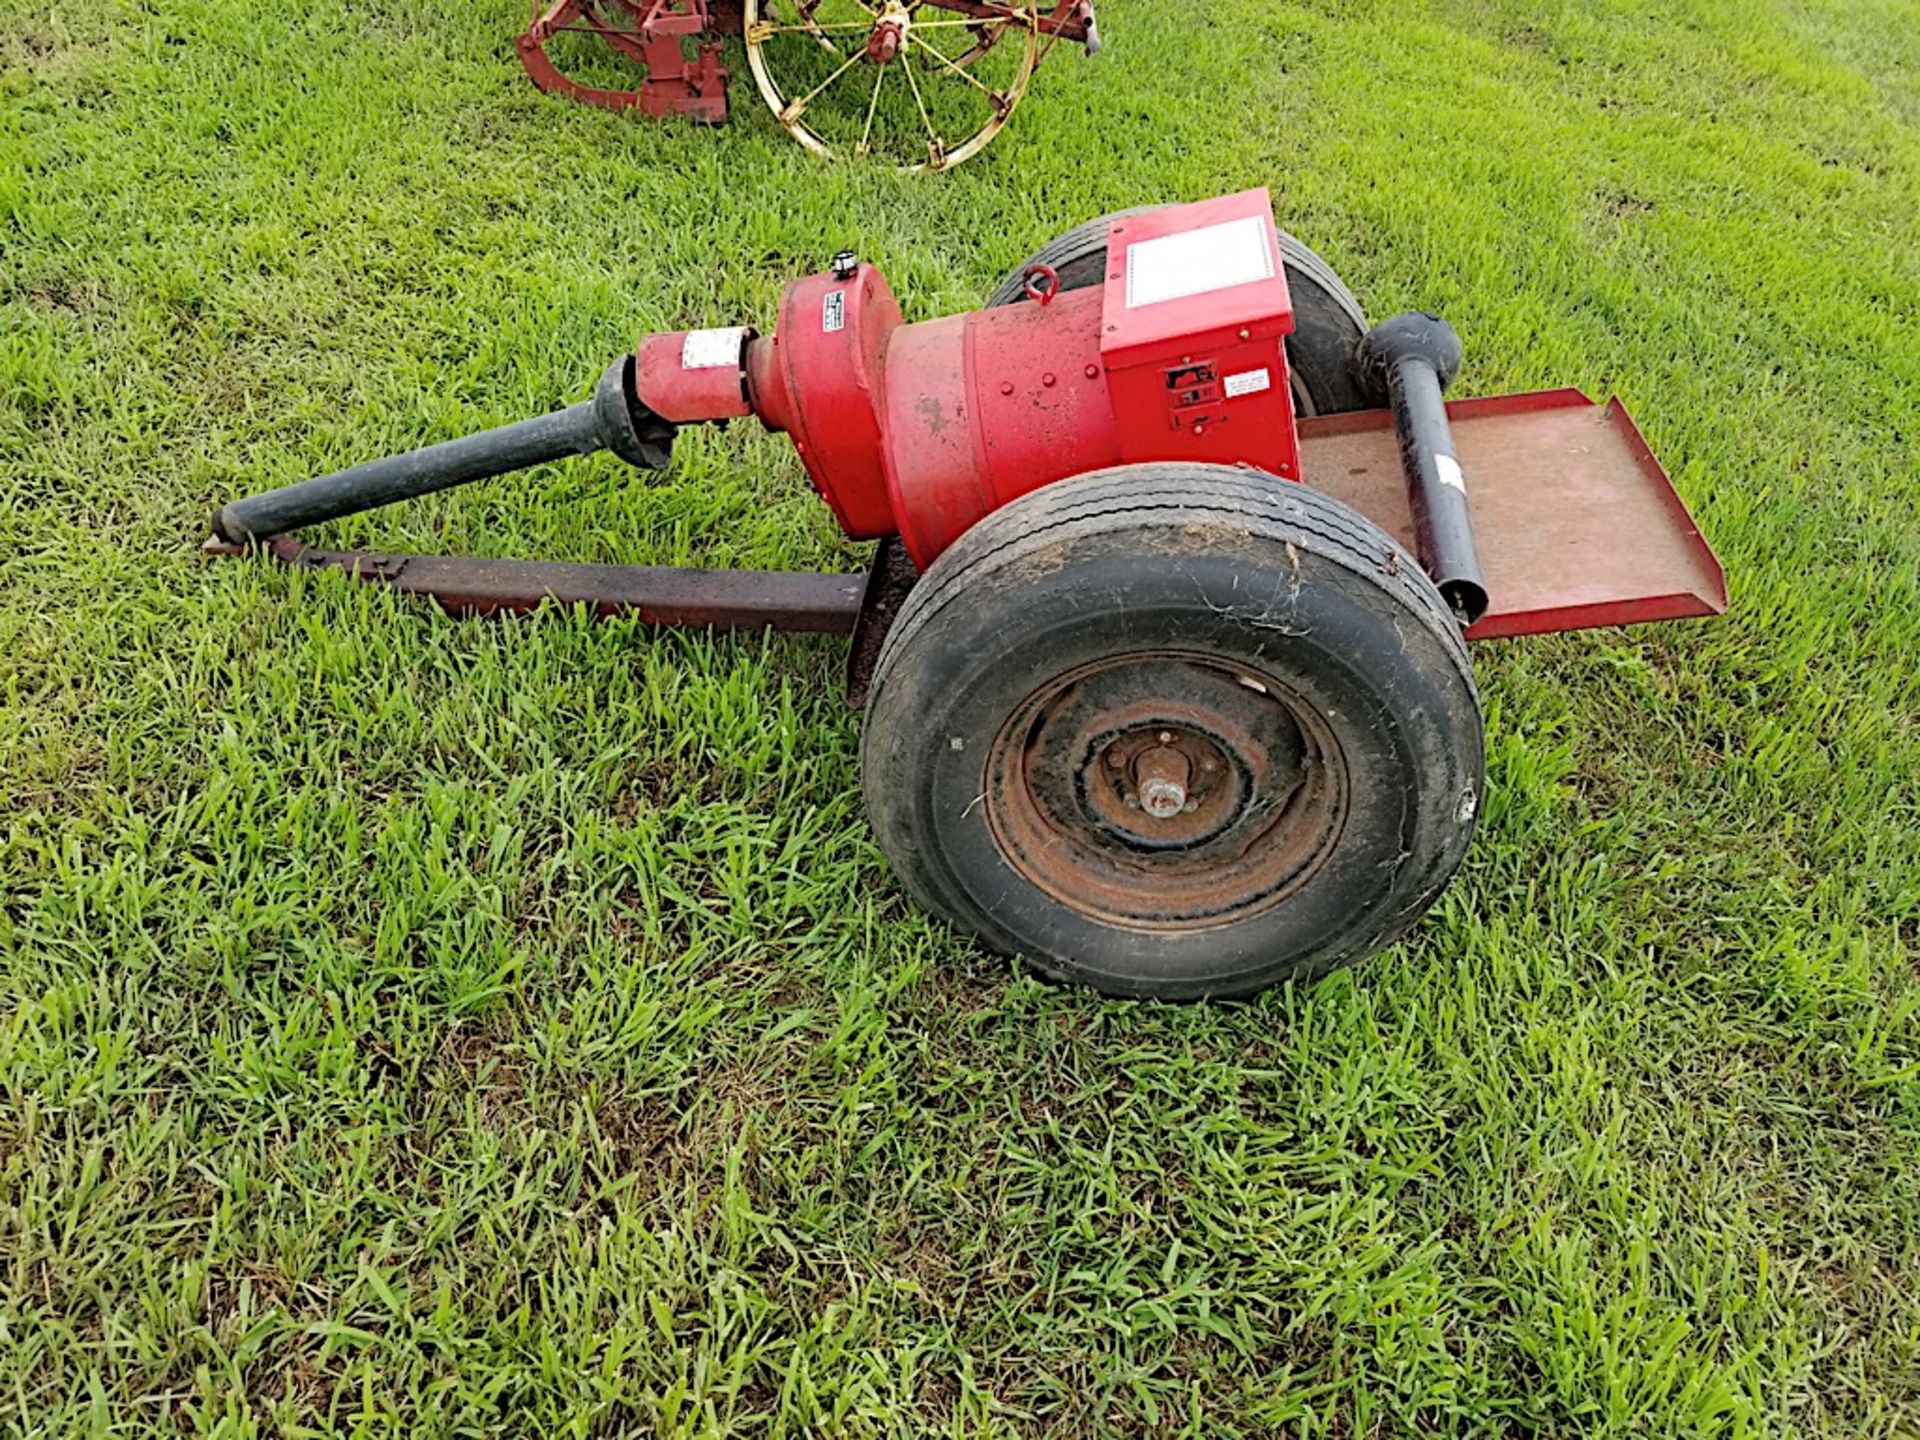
xmin=1099 ymin=189 xmax=1302 ymax=479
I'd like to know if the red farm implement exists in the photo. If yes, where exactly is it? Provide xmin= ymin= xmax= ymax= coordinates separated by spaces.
xmin=517 ymin=0 xmax=1096 ymax=169
xmin=207 ymin=190 xmax=1725 ymax=999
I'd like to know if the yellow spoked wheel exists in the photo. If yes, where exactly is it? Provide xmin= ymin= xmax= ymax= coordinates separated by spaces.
xmin=743 ymin=0 xmax=1039 ymax=171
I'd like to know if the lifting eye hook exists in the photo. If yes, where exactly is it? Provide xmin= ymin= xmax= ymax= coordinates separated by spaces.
xmin=1023 ymin=263 xmax=1060 ymax=308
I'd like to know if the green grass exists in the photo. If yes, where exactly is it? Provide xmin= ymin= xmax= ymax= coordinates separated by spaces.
xmin=4 ymin=0 xmax=1920 ymax=1431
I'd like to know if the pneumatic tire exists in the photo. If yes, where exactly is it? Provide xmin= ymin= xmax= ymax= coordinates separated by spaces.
xmin=860 ymin=464 xmax=1483 ymax=1000
xmin=985 ymin=208 xmax=1374 ymax=416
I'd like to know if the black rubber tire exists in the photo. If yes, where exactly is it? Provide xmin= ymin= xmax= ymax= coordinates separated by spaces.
xmin=861 ymin=464 xmax=1483 ymax=1001
xmin=985 ymin=208 xmax=1374 ymax=417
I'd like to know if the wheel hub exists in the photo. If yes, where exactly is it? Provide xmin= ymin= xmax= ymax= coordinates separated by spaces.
xmin=985 ymin=654 xmax=1346 ymax=930
xmin=865 ymin=3 xmax=908 ymax=63
xmin=1130 ymin=741 xmax=1191 ymax=819
xmin=1083 ymin=725 xmax=1248 ymax=848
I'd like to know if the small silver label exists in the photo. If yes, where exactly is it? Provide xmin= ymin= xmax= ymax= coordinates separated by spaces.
xmin=822 ymin=290 xmax=846 ymax=333
xmin=1224 ymin=367 xmax=1271 ymax=398
xmin=1435 ymin=454 xmax=1467 ymax=492
xmin=680 ymin=326 xmax=747 ymax=370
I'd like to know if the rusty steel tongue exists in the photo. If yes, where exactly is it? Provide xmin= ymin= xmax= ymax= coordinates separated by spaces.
xmin=204 ymin=535 xmax=866 ymax=633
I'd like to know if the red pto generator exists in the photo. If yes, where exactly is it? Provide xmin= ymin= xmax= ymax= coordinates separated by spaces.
xmin=208 ymin=190 xmax=1725 ymax=999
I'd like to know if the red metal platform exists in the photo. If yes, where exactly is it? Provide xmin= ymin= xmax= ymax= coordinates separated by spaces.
xmin=1300 ymin=388 xmax=1726 ymax=640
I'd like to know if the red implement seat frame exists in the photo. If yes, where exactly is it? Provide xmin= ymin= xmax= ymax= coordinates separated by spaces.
xmin=518 ymin=0 xmax=732 ymax=122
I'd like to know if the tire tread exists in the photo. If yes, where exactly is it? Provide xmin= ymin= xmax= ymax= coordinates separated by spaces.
xmin=871 ymin=467 xmax=1474 ymax=723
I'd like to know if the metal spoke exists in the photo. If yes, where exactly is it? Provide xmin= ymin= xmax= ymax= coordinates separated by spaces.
xmin=909 ymin=31 xmax=992 ymax=93
xmin=782 ymin=44 xmax=867 ymax=120
xmin=950 ymin=21 xmax=1007 ymax=65
xmin=898 ymin=43 xmax=944 ymax=163
xmin=857 ymin=56 xmax=887 ymax=154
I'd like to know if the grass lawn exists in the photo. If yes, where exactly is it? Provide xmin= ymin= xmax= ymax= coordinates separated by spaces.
xmin=4 ymin=0 xmax=1920 ymax=1431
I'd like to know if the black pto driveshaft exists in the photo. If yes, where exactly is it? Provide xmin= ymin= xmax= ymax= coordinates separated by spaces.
xmin=210 ymin=358 xmax=673 ymax=545
xmin=1358 ymin=313 xmax=1490 ymax=626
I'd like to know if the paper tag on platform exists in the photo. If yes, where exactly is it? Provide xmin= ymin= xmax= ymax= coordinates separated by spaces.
xmin=681 ymin=327 xmax=748 ymax=370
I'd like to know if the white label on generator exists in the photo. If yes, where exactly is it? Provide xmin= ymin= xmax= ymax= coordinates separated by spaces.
xmin=822 ymin=290 xmax=846 ymax=333
xmin=681 ymin=326 xmax=748 ymax=369
xmin=1224 ymin=366 xmax=1271 ymax=398
xmin=1125 ymin=215 xmax=1275 ymax=308
xmin=1436 ymin=454 xmax=1467 ymax=492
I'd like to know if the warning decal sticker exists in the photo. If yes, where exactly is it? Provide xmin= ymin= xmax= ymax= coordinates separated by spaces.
xmin=1224 ymin=367 xmax=1272 ymax=399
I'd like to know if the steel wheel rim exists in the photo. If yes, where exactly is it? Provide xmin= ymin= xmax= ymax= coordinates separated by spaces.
xmin=983 ymin=651 xmax=1350 ymax=931
xmin=743 ymin=0 xmax=1038 ymax=170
